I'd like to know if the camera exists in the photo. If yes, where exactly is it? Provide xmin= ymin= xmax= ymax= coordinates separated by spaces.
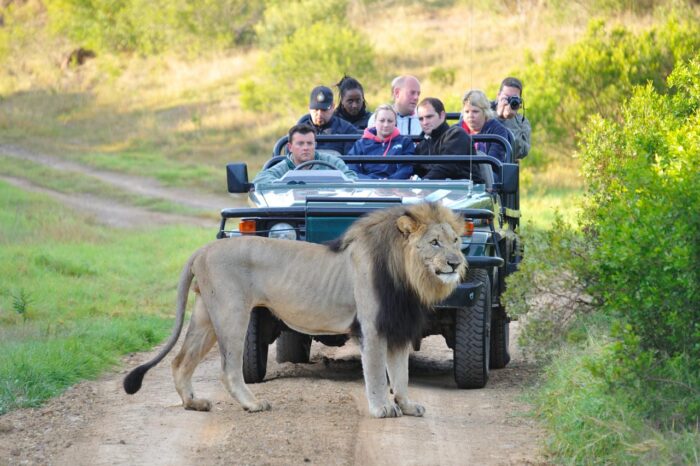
xmin=507 ymin=95 xmax=522 ymax=110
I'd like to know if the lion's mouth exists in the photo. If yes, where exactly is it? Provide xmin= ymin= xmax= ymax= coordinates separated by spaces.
xmin=435 ymin=271 xmax=461 ymax=284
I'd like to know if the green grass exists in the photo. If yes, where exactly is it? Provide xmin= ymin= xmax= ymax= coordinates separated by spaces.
xmin=530 ymin=331 xmax=700 ymax=465
xmin=0 ymin=181 xmax=212 ymax=414
xmin=520 ymin=187 xmax=583 ymax=230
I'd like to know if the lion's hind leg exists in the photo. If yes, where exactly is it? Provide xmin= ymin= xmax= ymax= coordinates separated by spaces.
xmin=210 ymin=302 xmax=271 ymax=413
xmin=172 ymin=296 xmax=217 ymax=411
xmin=387 ymin=344 xmax=425 ymax=417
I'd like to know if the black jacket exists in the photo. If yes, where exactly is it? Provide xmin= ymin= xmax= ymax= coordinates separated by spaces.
xmin=334 ymin=107 xmax=372 ymax=130
xmin=415 ymin=122 xmax=479 ymax=181
xmin=297 ymin=114 xmax=360 ymax=154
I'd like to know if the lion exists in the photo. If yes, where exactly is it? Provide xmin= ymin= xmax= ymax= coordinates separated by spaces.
xmin=123 ymin=202 xmax=466 ymax=418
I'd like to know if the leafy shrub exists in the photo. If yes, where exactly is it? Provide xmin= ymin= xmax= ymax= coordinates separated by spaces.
xmin=503 ymin=217 xmax=597 ymax=361
xmin=254 ymin=0 xmax=349 ymax=48
xmin=579 ymin=58 xmax=700 ymax=370
xmin=519 ymin=13 xmax=700 ymax=164
xmin=44 ymin=0 xmax=264 ymax=54
xmin=240 ymin=22 xmax=375 ymax=114
xmin=508 ymin=56 xmax=700 ymax=455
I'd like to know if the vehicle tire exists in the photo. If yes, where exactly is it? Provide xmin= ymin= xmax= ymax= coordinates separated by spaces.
xmin=490 ymin=313 xmax=511 ymax=369
xmin=276 ymin=330 xmax=312 ymax=363
xmin=454 ymin=269 xmax=491 ymax=389
xmin=243 ymin=308 xmax=269 ymax=383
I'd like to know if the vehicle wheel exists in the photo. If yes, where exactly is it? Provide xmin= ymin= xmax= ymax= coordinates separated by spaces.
xmin=490 ymin=313 xmax=511 ymax=369
xmin=276 ymin=330 xmax=311 ymax=363
xmin=243 ymin=308 xmax=269 ymax=383
xmin=454 ymin=269 xmax=491 ymax=389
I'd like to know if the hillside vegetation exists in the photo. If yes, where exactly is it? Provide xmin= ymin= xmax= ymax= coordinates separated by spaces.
xmin=2 ymin=0 xmax=700 ymax=463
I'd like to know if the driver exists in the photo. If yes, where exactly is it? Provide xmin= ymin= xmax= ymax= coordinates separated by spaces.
xmin=252 ymin=124 xmax=358 ymax=186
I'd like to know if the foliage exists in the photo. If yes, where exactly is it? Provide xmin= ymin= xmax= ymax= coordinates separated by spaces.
xmin=508 ymin=55 xmax=700 ymax=462
xmin=573 ymin=58 xmax=700 ymax=426
xmin=579 ymin=58 xmax=700 ymax=369
xmin=254 ymin=0 xmax=349 ymax=48
xmin=43 ymin=0 xmax=265 ymax=54
xmin=240 ymin=22 xmax=375 ymax=114
xmin=520 ymin=12 xmax=700 ymax=163
xmin=503 ymin=217 xmax=597 ymax=361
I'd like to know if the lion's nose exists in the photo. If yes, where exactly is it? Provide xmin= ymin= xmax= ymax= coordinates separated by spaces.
xmin=448 ymin=258 xmax=462 ymax=272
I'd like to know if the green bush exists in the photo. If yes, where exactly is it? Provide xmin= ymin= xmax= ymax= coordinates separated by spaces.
xmin=520 ymin=12 xmax=700 ymax=164
xmin=43 ymin=0 xmax=264 ymax=54
xmin=240 ymin=22 xmax=375 ymax=114
xmin=503 ymin=217 xmax=597 ymax=361
xmin=579 ymin=58 xmax=700 ymax=371
xmin=507 ymin=56 xmax=700 ymax=462
xmin=254 ymin=0 xmax=349 ymax=48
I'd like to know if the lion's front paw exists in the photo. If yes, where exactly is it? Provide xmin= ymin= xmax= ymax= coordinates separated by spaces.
xmin=371 ymin=403 xmax=402 ymax=418
xmin=244 ymin=399 xmax=271 ymax=413
xmin=184 ymin=398 xmax=212 ymax=412
xmin=397 ymin=401 xmax=425 ymax=417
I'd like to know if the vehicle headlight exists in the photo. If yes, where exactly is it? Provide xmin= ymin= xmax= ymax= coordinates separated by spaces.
xmin=268 ymin=222 xmax=297 ymax=240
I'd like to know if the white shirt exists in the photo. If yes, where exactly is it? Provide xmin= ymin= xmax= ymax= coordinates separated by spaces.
xmin=367 ymin=110 xmax=422 ymax=136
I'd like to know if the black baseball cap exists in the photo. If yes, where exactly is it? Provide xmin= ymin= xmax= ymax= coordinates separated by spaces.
xmin=309 ymin=86 xmax=334 ymax=110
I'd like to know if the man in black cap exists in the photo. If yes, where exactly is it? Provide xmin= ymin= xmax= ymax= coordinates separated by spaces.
xmin=297 ymin=85 xmax=360 ymax=155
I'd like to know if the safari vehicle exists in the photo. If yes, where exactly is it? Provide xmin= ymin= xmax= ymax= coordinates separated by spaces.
xmin=218 ymin=129 xmax=521 ymax=389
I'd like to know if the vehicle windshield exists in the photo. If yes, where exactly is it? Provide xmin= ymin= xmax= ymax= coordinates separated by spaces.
xmin=251 ymin=178 xmax=491 ymax=209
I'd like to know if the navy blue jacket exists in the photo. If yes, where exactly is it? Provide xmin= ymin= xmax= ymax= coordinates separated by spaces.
xmin=457 ymin=118 xmax=512 ymax=162
xmin=347 ymin=128 xmax=415 ymax=179
xmin=297 ymin=114 xmax=360 ymax=154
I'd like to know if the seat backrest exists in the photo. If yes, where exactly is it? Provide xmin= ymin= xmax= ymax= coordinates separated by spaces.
xmin=478 ymin=164 xmax=494 ymax=190
xmin=316 ymin=149 xmax=342 ymax=157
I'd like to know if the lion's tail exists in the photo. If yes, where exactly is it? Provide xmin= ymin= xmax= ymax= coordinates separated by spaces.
xmin=123 ymin=251 xmax=197 ymax=395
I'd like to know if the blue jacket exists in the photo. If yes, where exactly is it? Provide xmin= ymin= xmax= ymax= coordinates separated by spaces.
xmin=347 ymin=128 xmax=415 ymax=179
xmin=457 ymin=118 xmax=512 ymax=162
xmin=297 ymin=114 xmax=360 ymax=154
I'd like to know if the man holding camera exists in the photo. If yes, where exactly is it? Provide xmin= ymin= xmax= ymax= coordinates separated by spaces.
xmin=494 ymin=77 xmax=531 ymax=160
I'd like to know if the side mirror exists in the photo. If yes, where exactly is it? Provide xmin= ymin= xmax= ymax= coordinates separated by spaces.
xmin=501 ymin=163 xmax=519 ymax=194
xmin=226 ymin=163 xmax=251 ymax=193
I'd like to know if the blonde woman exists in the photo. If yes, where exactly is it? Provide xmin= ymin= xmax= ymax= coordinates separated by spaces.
xmin=459 ymin=89 xmax=512 ymax=162
xmin=347 ymin=104 xmax=415 ymax=179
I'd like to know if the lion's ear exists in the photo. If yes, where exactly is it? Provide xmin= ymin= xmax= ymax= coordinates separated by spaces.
xmin=396 ymin=215 xmax=418 ymax=237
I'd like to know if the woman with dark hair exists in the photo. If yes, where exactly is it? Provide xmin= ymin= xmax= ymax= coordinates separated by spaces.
xmin=334 ymin=75 xmax=372 ymax=130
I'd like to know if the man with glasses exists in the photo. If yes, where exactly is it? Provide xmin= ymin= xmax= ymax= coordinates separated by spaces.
xmin=414 ymin=97 xmax=478 ymax=181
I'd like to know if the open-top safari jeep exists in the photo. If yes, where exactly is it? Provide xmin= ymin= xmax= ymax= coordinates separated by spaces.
xmin=219 ymin=127 xmax=521 ymax=389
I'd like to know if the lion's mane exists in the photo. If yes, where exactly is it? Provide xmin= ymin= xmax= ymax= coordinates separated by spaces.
xmin=331 ymin=203 xmax=464 ymax=349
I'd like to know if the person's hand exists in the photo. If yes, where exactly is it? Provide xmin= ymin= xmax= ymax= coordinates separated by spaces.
xmin=498 ymin=97 xmax=518 ymax=120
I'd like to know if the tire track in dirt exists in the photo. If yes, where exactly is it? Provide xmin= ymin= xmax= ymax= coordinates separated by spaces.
xmin=0 ymin=332 xmax=544 ymax=466
xmin=0 ymin=144 xmax=234 ymax=212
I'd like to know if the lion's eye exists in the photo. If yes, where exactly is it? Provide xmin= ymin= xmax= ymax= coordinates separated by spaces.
xmin=430 ymin=239 xmax=439 ymax=247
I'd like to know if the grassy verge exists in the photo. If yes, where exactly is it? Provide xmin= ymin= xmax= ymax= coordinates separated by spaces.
xmin=0 ymin=181 xmax=212 ymax=414
xmin=529 ymin=323 xmax=700 ymax=464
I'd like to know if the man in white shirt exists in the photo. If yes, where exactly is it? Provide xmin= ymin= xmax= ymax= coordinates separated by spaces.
xmin=368 ymin=75 xmax=422 ymax=136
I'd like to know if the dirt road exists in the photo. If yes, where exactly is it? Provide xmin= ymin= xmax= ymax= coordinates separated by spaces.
xmin=0 ymin=146 xmax=545 ymax=465
xmin=0 ymin=334 xmax=543 ymax=466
